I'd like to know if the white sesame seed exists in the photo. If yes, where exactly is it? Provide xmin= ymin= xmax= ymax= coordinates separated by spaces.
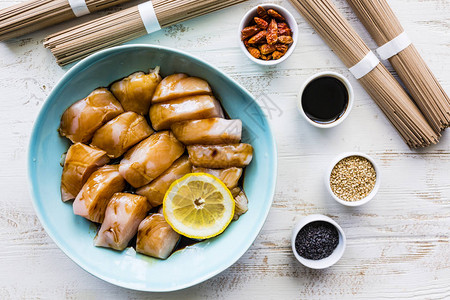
xmin=330 ymin=156 xmax=376 ymax=202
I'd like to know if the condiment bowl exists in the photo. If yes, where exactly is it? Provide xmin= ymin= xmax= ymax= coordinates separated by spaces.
xmin=291 ymin=214 xmax=346 ymax=269
xmin=238 ymin=3 xmax=298 ymax=66
xmin=297 ymin=71 xmax=354 ymax=128
xmin=325 ymin=152 xmax=381 ymax=207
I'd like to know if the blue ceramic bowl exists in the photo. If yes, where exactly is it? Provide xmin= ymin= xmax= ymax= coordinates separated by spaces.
xmin=28 ymin=44 xmax=277 ymax=291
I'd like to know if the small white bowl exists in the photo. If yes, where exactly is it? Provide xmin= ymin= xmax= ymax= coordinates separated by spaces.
xmin=238 ymin=3 xmax=298 ymax=66
xmin=297 ymin=71 xmax=354 ymax=128
xmin=325 ymin=152 xmax=381 ymax=207
xmin=291 ymin=214 xmax=346 ymax=269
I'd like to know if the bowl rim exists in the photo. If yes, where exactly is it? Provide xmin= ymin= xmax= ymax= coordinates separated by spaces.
xmin=296 ymin=71 xmax=354 ymax=128
xmin=27 ymin=44 xmax=278 ymax=292
xmin=324 ymin=152 xmax=381 ymax=207
xmin=238 ymin=3 xmax=298 ymax=66
xmin=291 ymin=214 xmax=346 ymax=269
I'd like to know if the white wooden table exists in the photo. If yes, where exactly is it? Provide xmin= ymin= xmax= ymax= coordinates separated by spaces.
xmin=1 ymin=0 xmax=449 ymax=298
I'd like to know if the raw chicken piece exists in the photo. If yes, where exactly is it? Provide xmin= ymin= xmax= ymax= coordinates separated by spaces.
xmin=187 ymin=144 xmax=253 ymax=168
xmin=152 ymin=74 xmax=212 ymax=103
xmin=119 ymin=131 xmax=185 ymax=188
xmin=90 ymin=112 xmax=153 ymax=158
xmin=94 ymin=193 xmax=150 ymax=251
xmin=192 ymin=166 xmax=242 ymax=189
xmin=136 ymin=213 xmax=180 ymax=259
xmin=229 ymin=187 xmax=241 ymax=197
xmin=230 ymin=187 xmax=248 ymax=220
xmin=110 ymin=68 xmax=162 ymax=115
xmin=61 ymin=143 xmax=110 ymax=202
xmin=59 ymin=88 xmax=124 ymax=143
xmin=152 ymin=74 xmax=187 ymax=102
xmin=73 ymin=165 xmax=125 ymax=223
xmin=171 ymin=118 xmax=242 ymax=145
xmin=136 ymin=155 xmax=192 ymax=207
xmin=149 ymin=95 xmax=224 ymax=130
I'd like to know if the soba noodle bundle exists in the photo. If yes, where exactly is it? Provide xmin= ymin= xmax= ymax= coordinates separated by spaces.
xmin=44 ymin=0 xmax=247 ymax=65
xmin=0 ymin=0 xmax=132 ymax=41
xmin=289 ymin=0 xmax=439 ymax=148
xmin=346 ymin=0 xmax=450 ymax=133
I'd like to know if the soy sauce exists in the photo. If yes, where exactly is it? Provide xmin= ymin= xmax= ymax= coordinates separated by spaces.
xmin=173 ymin=236 xmax=201 ymax=253
xmin=301 ymin=76 xmax=349 ymax=124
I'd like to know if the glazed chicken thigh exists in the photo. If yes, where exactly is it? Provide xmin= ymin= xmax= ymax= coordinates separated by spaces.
xmin=91 ymin=111 xmax=153 ymax=158
xmin=73 ymin=165 xmax=125 ymax=223
xmin=187 ymin=143 xmax=253 ymax=168
xmin=149 ymin=95 xmax=224 ymax=130
xmin=151 ymin=73 xmax=212 ymax=103
xmin=59 ymin=88 xmax=124 ymax=143
xmin=230 ymin=187 xmax=249 ymax=220
xmin=192 ymin=166 xmax=242 ymax=189
xmin=95 ymin=193 xmax=150 ymax=251
xmin=61 ymin=143 xmax=110 ymax=201
xmin=136 ymin=213 xmax=180 ymax=259
xmin=110 ymin=68 xmax=161 ymax=115
xmin=171 ymin=118 xmax=242 ymax=145
xmin=136 ymin=155 xmax=192 ymax=207
xmin=119 ymin=131 xmax=185 ymax=188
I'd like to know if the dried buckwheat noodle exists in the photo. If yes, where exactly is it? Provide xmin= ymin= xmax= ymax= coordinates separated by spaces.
xmin=346 ymin=0 xmax=450 ymax=133
xmin=0 ymin=0 xmax=131 ymax=41
xmin=289 ymin=0 xmax=439 ymax=148
xmin=44 ymin=0 xmax=247 ymax=66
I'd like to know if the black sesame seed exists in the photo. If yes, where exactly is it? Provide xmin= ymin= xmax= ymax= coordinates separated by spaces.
xmin=295 ymin=221 xmax=339 ymax=260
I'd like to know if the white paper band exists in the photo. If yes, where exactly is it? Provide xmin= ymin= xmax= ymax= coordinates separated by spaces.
xmin=68 ymin=0 xmax=90 ymax=17
xmin=138 ymin=1 xmax=161 ymax=34
xmin=376 ymin=32 xmax=412 ymax=60
xmin=349 ymin=51 xmax=379 ymax=79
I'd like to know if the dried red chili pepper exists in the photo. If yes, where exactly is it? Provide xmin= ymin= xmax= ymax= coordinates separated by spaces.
xmin=247 ymin=47 xmax=261 ymax=59
xmin=259 ymin=44 xmax=276 ymax=55
xmin=272 ymin=51 xmax=284 ymax=60
xmin=267 ymin=9 xmax=285 ymax=21
xmin=254 ymin=17 xmax=268 ymax=29
xmin=277 ymin=23 xmax=292 ymax=36
xmin=266 ymin=19 xmax=278 ymax=45
xmin=278 ymin=35 xmax=293 ymax=44
xmin=248 ymin=30 xmax=267 ymax=44
xmin=275 ymin=44 xmax=288 ymax=54
xmin=241 ymin=25 xmax=260 ymax=40
xmin=257 ymin=6 xmax=268 ymax=19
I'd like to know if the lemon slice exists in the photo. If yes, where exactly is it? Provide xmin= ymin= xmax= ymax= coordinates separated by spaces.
xmin=163 ymin=173 xmax=235 ymax=239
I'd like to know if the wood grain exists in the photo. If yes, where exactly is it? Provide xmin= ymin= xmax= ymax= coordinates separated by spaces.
xmin=0 ymin=0 xmax=449 ymax=298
